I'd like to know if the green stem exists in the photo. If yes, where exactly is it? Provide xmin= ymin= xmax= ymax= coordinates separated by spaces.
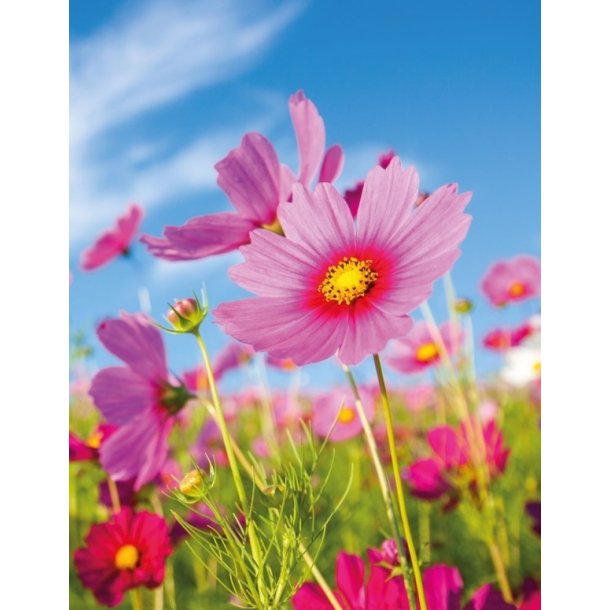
xmin=341 ymin=362 xmax=416 ymax=610
xmin=373 ymin=354 xmax=428 ymax=610
xmin=194 ymin=332 xmax=266 ymax=600
xmin=130 ymin=589 xmax=144 ymax=610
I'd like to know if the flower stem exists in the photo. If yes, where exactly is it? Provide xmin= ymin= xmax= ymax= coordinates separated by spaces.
xmin=194 ymin=332 xmax=265 ymax=596
xmin=130 ymin=588 xmax=144 ymax=610
xmin=373 ymin=353 xmax=428 ymax=610
xmin=487 ymin=540 xmax=514 ymax=603
xmin=107 ymin=478 xmax=121 ymax=514
xmin=341 ymin=361 xmax=416 ymax=610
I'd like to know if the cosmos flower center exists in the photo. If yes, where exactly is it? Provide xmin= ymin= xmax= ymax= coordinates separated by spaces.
xmin=338 ymin=406 xmax=356 ymax=424
xmin=114 ymin=544 xmax=139 ymax=570
xmin=533 ymin=361 xmax=541 ymax=374
xmin=509 ymin=282 xmax=525 ymax=297
xmin=261 ymin=217 xmax=284 ymax=236
xmin=319 ymin=257 xmax=378 ymax=305
xmin=85 ymin=431 xmax=102 ymax=449
xmin=416 ymin=343 xmax=439 ymax=363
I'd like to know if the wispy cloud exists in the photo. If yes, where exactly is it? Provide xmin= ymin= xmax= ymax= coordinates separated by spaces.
xmin=70 ymin=0 xmax=304 ymax=246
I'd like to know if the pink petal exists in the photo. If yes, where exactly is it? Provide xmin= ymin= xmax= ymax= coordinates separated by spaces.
xmin=215 ymin=132 xmax=281 ymax=223
xmin=357 ymin=157 xmax=420 ymax=249
xmin=289 ymin=90 xmax=326 ymax=187
xmin=279 ymin=183 xmax=355 ymax=260
xmin=140 ymin=234 xmax=203 ymax=261
xmin=96 ymin=313 xmax=167 ymax=382
xmin=428 ymin=426 xmax=468 ymax=468
xmin=319 ymin=144 xmax=344 ymax=183
xmin=89 ymin=366 xmax=154 ymax=425
xmin=365 ymin=566 xmax=409 ymax=609
xmin=404 ymin=458 xmax=449 ymax=500
xmin=336 ymin=552 xmax=366 ymax=609
xmin=100 ymin=409 xmax=173 ymax=490
xmin=422 ymin=564 xmax=464 ymax=610
xmin=292 ymin=583 xmax=335 ymax=610
xmin=464 ymin=584 xmax=516 ymax=610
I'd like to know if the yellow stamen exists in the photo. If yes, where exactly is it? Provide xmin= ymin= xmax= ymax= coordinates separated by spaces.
xmin=179 ymin=469 xmax=202 ymax=495
xmin=319 ymin=257 xmax=378 ymax=305
xmin=85 ymin=431 xmax=102 ymax=449
xmin=533 ymin=361 xmax=541 ymax=374
xmin=415 ymin=342 xmax=439 ymax=363
xmin=261 ymin=218 xmax=284 ymax=236
xmin=114 ymin=544 xmax=139 ymax=570
xmin=509 ymin=282 xmax=525 ymax=297
xmin=338 ymin=406 xmax=356 ymax=424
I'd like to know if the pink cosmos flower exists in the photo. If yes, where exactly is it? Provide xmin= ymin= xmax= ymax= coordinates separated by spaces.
xmin=214 ymin=157 xmax=471 ymax=366
xmin=403 ymin=384 xmax=437 ymax=413
xmin=312 ymin=388 xmax=375 ymax=442
xmin=142 ymin=91 xmax=343 ymax=260
xmin=80 ymin=204 xmax=144 ymax=271
xmin=69 ymin=424 xmax=117 ymax=462
xmin=404 ymin=420 xmax=510 ymax=504
xmin=267 ymin=355 xmax=299 ymax=371
xmin=74 ymin=508 xmax=172 ymax=607
xmin=89 ymin=313 xmax=192 ymax=490
xmin=386 ymin=320 xmax=463 ymax=374
xmin=480 ymin=256 xmax=541 ymax=307
xmin=483 ymin=317 xmax=540 ymax=352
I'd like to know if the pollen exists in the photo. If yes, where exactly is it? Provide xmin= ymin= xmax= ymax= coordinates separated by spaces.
xmin=85 ymin=431 xmax=102 ymax=449
xmin=338 ymin=406 xmax=356 ymax=424
xmin=509 ymin=282 xmax=525 ymax=297
xmin=319 ymin=257 xmax=378 ymax=305
xmin=114 ymin=544 xmax=139 ymax=570
xmin=415 ymin=342 xmax=439 ymax=363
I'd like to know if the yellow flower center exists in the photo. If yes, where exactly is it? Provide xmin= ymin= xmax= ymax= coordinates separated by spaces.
xmin=179 ymin=469 xmax=202 ymax=495
xmin=261 ymin=218 xmax=284 ymax=236
xmin=319 ymin=257 xmax=378 ymax=305
xmin=338 ymin=406 xmax=356 ymax=424
xmin=85 ymin=431 xmax=102 ymax=449
xmin=114 ymin=544 xmax=139 ymax=570
xmin=533 ymin=361 xmax=541 ymax=374
xmin=509 ymin=282 xmax=525 ymax=297
xmin=416 ymin=342 xmax=439 ymax=363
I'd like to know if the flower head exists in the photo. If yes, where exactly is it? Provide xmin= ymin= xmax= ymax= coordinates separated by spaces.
xmin=312 ymin=388 xmax=375 ymax=442
xmin=386 ymin=321 xmax=463 ymax=374
xmin=74 ymin=508 xmax=172 ymax=607
xmin=141 ymin=91 xmax=343 ymax=261
xmin=215 ymin=158 xmax=471 ymax=366
xmin=89 ymin=313 xmax=191 ymax=489
xmin=80 ymin=204 xmax=143 ymax=271
xmin=481 ymin=256 xmax=540 ymax=307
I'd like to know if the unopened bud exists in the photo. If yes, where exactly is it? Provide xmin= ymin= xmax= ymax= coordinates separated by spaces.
xmin=454 ymin=298 xmax=474 ymax=315
xmin=166 ymin=295 xmax=207 ymax=333
xmin=179 ymin=470 xmax=202 ymax=496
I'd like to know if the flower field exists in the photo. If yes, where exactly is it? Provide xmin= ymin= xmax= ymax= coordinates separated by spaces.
xmin=69 ymin=91 xmax=541 ymax=610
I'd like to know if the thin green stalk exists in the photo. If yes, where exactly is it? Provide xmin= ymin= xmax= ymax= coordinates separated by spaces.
xmin=194 ymin=332 xmax=266 ymax=599
xmin=341 ymin=362 xmax=416 ymax=610
xmin=130 ymin=589 xmax=144 ymax=610
xmin=373 ymin=354 xmax=428 ymax=610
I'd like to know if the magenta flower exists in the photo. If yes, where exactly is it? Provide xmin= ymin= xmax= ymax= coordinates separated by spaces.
xmin=404 ymin=420 xmax=510 ymax=504
xmin=80 ymin=204 xmax=144 ymax=271
xmin=480 ymin=256 xmax=541 ymax=307
xmin=483 ymin=317 xmax=540 ymax=352
xmin=215 ymin=158 xmax=471 ymax=366
xmin=386 ymin=321 xmax=463 ymax=374
xmin=403 ymin=384 xmax=437 ymax=413
xmin=74 ymin=508 xmax=172 ymax=607
xmin=142 ymin=91 xmax=343 ymax=261
xmin=89 ymin=313 xmax=192 ymax=490
xmin=312 ymin=388 xmax=375 ymax=442
xmin=292 ymin=549 xmax=409 ymax=609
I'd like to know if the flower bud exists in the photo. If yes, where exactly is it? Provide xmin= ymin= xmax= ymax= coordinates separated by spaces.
xmin=454 ymin=297 xmax=474 ymax=315
xmin=179 ymin=470 xmax=202 ymax=496
xmin=166 ymin=294 xmax=207 ymax=334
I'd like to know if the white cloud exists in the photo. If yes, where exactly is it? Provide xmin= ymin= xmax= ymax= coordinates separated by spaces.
xmin=70 ymin=0 xmax=304 ymax=246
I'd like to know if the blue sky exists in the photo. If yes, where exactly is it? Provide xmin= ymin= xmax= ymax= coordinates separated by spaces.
xmin=69 ymin=0 xmax=540 ymax=391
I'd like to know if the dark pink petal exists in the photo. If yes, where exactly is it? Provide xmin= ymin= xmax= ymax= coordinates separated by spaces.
xmin=89 ymin=366 xmax=154 ymax=425
xmin=357 ymin=157 xmax=419 ymax=249
xmin=100 ymin=409 xmax=173 ymax=490
xmin=292 ymin=583 xmax=336 ymax=610
xmin=404 ymin=458 xmax=449 ymax=500
xmin=280 ymin=183 xmax=355 ymax=260
xmin=319 ymin=144 xmax=344 ymax=183
xmin=215 ymin=132 xmax=281 ymax=223
xmin=289 ymin=90 xmax=326 ymax=187
xmin=428 ymin=426 xmax=467 ymax=468
xmin=519 ymin=590 xmax=541 ymax=610
xmin=365 ymin=565 xmax=409 ymax=609
xmin=142 ymin=213 xmax=257 ymax=260
xmin=96 ymin=313 xmax=167 ymax=382
xmin=69 ymin=433 xmax=99 ymax=461
xmin=422 ymin=564 xmax=463 ymax=610
xmin=464 ymin=584 xmax=516 ymax=610
xmin=336 ymin=551 xmax=366 ymax=609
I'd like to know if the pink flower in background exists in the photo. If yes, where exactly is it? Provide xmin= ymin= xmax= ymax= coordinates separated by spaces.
xmin=312 ymin=388 xmax=375 ymax=442
xmin=483 ymin=316 xmax=540 ymax=352
xmin=267 ymin=355 xmax=299 ymax=371
xmin=404 ymin=420 xmax=510 ymax=503
xmin=215 ymin=157 xmax=471 ymax=365
xmin=69 ymin=424 xmax=117 ymax=462
xmin=387 ymin=321 xmax=463 ymax=374
xmin=403 ymin=384 xmax=437 ymax=412
xmin=292 ymin=548 xmax=409 ymax=609
xmin=89 ymin=313 xmax=192 ymax=490
xmin=74 ymin=508 xmax=172 ymax=607
xmin=481 ymin=256 xmax=540 ymax=307
xmin=142 ymin=91 xmax=343 ymax=260
xmin=80 ymin=204 xmax=143 ymax=271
